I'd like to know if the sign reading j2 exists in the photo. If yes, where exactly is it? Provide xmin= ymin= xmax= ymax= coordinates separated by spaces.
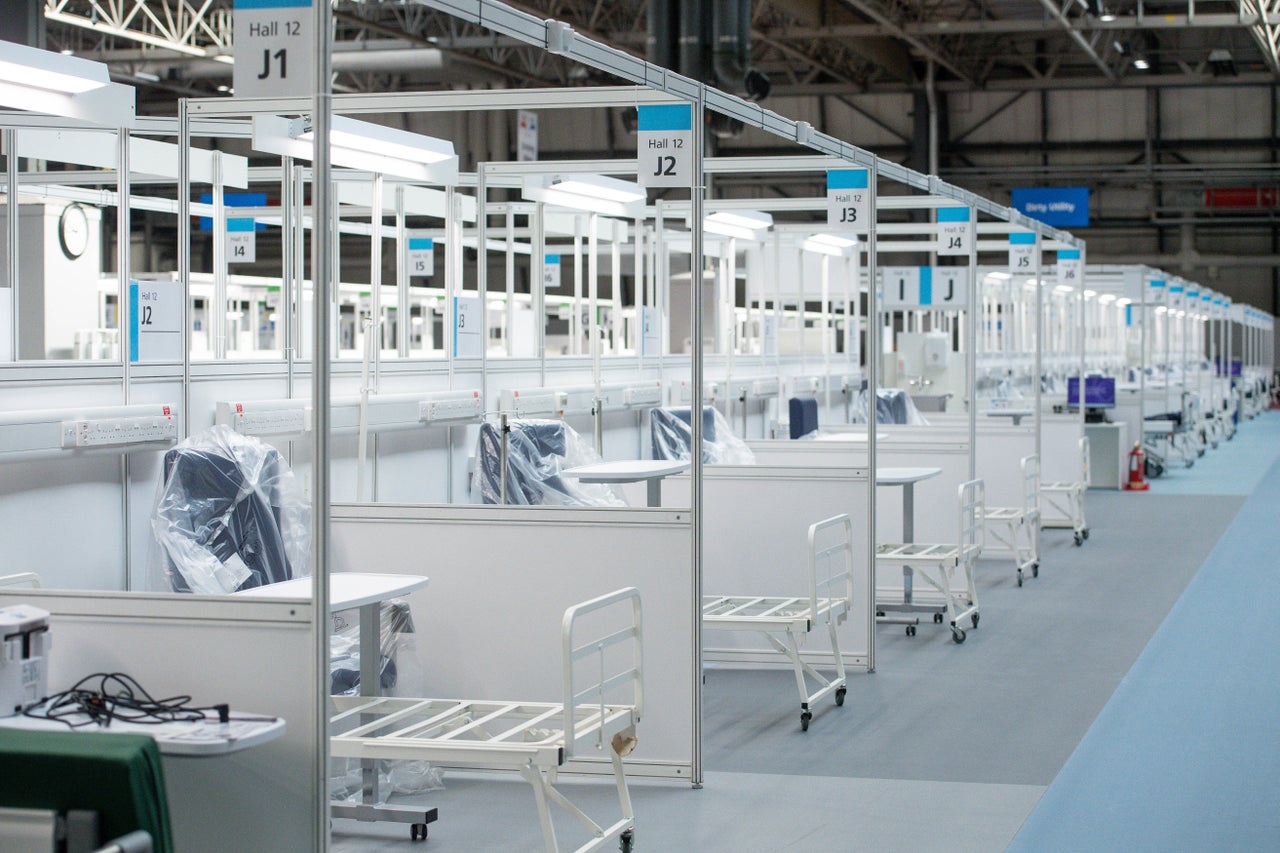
xmin=1011 ymin=187 xmax=1090 ymax=228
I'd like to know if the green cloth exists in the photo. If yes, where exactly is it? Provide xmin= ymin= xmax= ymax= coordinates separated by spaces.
xmin=0 ymin=728 xmax=173 ymax=853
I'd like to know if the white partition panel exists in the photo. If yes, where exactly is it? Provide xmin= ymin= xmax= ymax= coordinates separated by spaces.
xmin=330 ymin=503 xmax=695 ymax=780
xmin=0 ymin=591 xmax=319 ymax=853
xmin=662 ymin=466 xmax=873 ymax=670
xmin=1041 ymin=415 xmax=1085 ymax=484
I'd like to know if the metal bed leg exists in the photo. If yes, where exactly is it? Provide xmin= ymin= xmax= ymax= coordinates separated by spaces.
xmin=522 ymin=764 xmax=562 ymax=853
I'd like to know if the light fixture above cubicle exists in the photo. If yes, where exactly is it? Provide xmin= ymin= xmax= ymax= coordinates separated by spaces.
xmin=0 ymin=40 xmax=135 ymax=127
xmin=522 ymin=173 xmax=646 ymax=217
xmin=801 ymin=232 xmax=858 ymax=257
xmin=705 ymin=210 xmax=773 ymax=241
xmin=252 ymin=114 xmax=458 ymax=184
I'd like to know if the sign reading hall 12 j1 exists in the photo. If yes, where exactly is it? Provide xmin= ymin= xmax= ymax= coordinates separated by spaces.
xmin=233 ymin=0 xmax=315 ymax=99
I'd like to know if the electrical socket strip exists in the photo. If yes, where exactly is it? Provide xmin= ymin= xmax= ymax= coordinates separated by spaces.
xmin=419 ymin=394 xmax=483 ymax=423
xmin=502 ymin=389 xmax=566 ymax=417
xmin=672 ymin=381 xmax=720 ymax=404
xmin=750 ymin=378 xmax=780 ymax=397
xmin=61 ymin=415 xmax=178 ymax=449
xmin=231 ymin=407 xmax=311 ymax=436
xmin=623 ymin=384 xmax=663 ymax=407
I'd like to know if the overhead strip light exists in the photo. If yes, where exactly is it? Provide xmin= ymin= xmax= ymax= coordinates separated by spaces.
xmin=802 ymin=232 xmax=858 ymax=257
xmin=0 ymin=39 xmax=134 ymax=127
xmin=705 ymin=210 xmax=773 ymax=241
xmin=252 ymin=114 xmax=458 ymax=184
xmin=522 ymin=173 xmax=646 ymax=217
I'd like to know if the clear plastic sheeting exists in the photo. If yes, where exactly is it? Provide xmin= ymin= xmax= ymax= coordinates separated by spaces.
xmin=473 ymin=419 xmax=625 ymax=506
xmin=330 ymin=600 xmax=443 ymax=802
xmin=329 ymin=601 xmax=416 ymax=696
xmin=851 ymin=389 xmax=930 ymax=425
xmin=650 ymin=406 xmax=757 ymax=464
xmin=151 ymin=425 xmax=310 ymax=594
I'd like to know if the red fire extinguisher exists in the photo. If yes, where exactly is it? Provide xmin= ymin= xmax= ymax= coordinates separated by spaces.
xmin=1127 ymin=442 xmax=1150 ymax=491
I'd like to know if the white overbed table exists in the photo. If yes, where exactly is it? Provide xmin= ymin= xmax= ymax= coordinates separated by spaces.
xmin=562 ymin=459 xmax=691 ymax=506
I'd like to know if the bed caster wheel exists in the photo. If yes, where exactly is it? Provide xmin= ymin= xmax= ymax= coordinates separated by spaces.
xmin=933 ymin=613 xmax=944 ymax=624
xmin=905 ymin=625 xmax=916 ymax=637
xmin=800 ymin=711 xmax=812 ymax=731
xmin=1032 ymin=562 xmax=1039 ymax=578
xmin=1083 ymin=529 xmax=1090 ymax=541
xmin=835 ymin=687 xmax=847 ymax=706
xmin=970 ymin=613 xmax=980 ymax=629
xmin=1074 ymin=532 xmax=1084 ymax=547
xmin=952 ymin=628 xmax=967 ymax=644
xmin=620 ymin=829 xmax=635 ymax=852
xmin=410 ymin=823 xmax=429 ymax=841
xmin=1016 ymin=572 xmax=1024 ymax=588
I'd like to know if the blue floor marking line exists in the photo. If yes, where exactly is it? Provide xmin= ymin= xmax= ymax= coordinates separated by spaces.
xmin=1008 ymin=437 xmax=1280 ymax=852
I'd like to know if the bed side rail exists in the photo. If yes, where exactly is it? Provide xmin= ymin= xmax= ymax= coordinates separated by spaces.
xmin=561 ymin=587 xmax=643 ymax=761
xmin=808 ymin=514 xmax=855 ymax=622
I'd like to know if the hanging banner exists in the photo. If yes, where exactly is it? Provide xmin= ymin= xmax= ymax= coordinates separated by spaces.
xmin=232 ymin=0 xmax=314 ymax=99
xmin=227 ymin=218 xmax=256 ymax=264
xmin=542 ymin=254 xmax=561 ymax=291
xmin=1008 ymin=232 xmax=1036 ymax=274
xmin=640 ymin=306 xmax=661 ymax=356
xmin=129 ymin=280 xmax=183 ymax=363
xmin=1056 ymin=248 xmax=1082 ymax=290
xmin=636 ymin=104 xmax=692 ymax=188
xmin=517 ymin=110 xmax=538 ymax=162
xmin=936 ymin=207 xmax=972 ymax=256
xmin=881 ymin=267 xmax=969 ymax=309
xmin=453 ymin=296 xmax=482 ymax=358
xmin=407 ymin=237 xmax=434 ymax=277
xmin=826 ymin=169 xmax=870 ymax=235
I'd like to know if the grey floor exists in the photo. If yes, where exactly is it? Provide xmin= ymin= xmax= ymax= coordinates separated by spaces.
xmin=333 ymin=489 xmax=1243 ymax=852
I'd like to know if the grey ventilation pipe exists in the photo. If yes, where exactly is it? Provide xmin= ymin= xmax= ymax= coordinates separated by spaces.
xmin=678 ymin=0 xmax=706 ymax=85
xmin=711 ymin=0 xmax=769 ymax=100
xmin=647 ymin=0 xmax=677 ymax=71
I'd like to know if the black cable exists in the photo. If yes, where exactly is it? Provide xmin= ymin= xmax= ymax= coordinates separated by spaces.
xmin=22 ymin=672 xmax=232 ymax=729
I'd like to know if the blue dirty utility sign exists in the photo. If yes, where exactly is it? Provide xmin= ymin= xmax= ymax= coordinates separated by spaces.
xmin=1011 ymin=187 xmax=1090 ymax=227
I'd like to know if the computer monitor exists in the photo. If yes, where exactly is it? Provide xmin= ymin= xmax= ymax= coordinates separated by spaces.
xmin=1067 ymin=376 xmax=1116 ymax=409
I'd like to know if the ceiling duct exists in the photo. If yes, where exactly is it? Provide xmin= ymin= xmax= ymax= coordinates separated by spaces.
xmin=648 ymin=0 xmax=769 ymax=101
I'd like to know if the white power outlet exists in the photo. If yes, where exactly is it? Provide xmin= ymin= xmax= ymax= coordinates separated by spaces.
xmin=230 ymin=407 xmax=311 ymax=436
xmin=61 ymin=415 xmax=178 ymax=448
xmin=419 ymin=396 xmax=483 ymax=423
xmin=623 ymin=384 xmax=663 ymax=407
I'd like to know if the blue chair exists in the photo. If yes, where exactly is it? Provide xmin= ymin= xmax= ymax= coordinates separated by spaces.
xmin=789 ymin=397 xmax=819 ymax=439
xmin=475 ymin=420 xmax=579 ymax=505
xmin=650 ymin=407 xmax=717 ymax=462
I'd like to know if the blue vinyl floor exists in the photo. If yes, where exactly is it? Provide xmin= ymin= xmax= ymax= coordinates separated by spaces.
xmin=1009 ymin=411 xmax=1280 ymax=851
xmin=1148 ymin=410 xmax=1280 ymax=495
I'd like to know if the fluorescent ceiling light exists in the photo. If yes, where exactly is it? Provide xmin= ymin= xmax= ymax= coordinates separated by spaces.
xmin=1054 ymin=284 xmax=1075 ymax=293
xmin=522 ymin=173 xmax=645 ymax=217
xmin=1132 ymin=57 xmax=1150 ymax=70
xmin=985 ymin=271 xmax=1012 ymax=281
xmin=706 ymin=210 xmax=773 ymax=241
xmin=253 ymin=114 xmax=458 ymax=184
xmin=1155 ymin=306 xmax=1168 ymax=314
xmin=802 ymin=232 xmax=859 ymax=256
xmin=1099 ymin=12 xmax=1117 ymax=21
xmin=706 ymin=210 xmax=773 ymax=231
xmin=292 ymin=115 xmax=455 ymax=164
xmin=1084 ymin=289 xmax=1098 ymax=297
xmin=1098 ymin=294 xmax=1117 ymax=303
xmin=1117 ymin=298 xmax=1133 ymax=306
xmin=0 ymin=40 xmax=109 ymax=94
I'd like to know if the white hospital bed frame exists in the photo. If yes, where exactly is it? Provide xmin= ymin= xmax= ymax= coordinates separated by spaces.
xmin=702 ymin=514 xmax=854 ymax=732
xmin=876 ymin=479 xmax=984 ymax=643
xmin=979 ymin=454 xmax=1041 ymax=587
xmin=1041 ymin=437 xmax=1090 ymax=546
xmin=330 ymin=588 xmax=643 ymax=853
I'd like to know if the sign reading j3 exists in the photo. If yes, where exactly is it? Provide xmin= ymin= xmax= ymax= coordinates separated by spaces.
xmin=827 ymin=169 xmax=870 ymax=235
xmin=232 ymin=0 xmax=315 ymax=99
xmin=636 ymin=104 xmax=692 ymax=188
xmin=881 ymin=267 xmax=969 ymax=310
